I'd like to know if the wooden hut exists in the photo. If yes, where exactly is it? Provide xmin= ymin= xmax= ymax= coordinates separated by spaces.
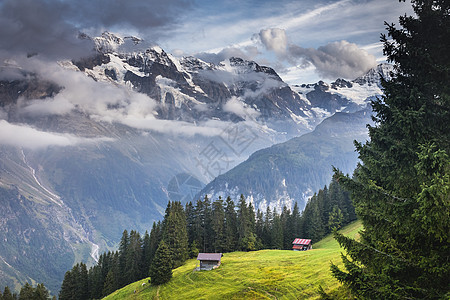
xmin=292 ymin=238 xmax=312 ymax=251
xmin=197 ymin=253 xmax=222 ymax=270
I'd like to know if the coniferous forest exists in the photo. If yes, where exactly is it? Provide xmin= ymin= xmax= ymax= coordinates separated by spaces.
xmin=330 ymin=0 xmax=449 ymax=299
xmin=56 ymin=180 xmax=355 ymax=299
xmin=0 ymin=283 xmax=54 ymax=300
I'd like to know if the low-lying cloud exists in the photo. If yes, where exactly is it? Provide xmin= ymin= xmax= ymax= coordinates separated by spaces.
xmin=223 ymin=97 xmax=261 ymax=120
xmin=0 ymin=120 xmax=113 ymax=149
xmin=12 ymin=60 xmax=234 ymax=138
xmin=196 ymin=46 xmax=260 ymax=65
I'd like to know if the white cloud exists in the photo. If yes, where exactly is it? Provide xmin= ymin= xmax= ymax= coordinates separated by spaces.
xmin=288 ymin=40 xmax=377 ymax=79
xmin=223 ymin=96 xmax=260 ymax=120
xmin=195 ymin=47 xmax=258 ymax=65
xmin=259 ymin=28 xmax=288 ymax=55
xmin=0 ymin=120 xmax=113 ymax=149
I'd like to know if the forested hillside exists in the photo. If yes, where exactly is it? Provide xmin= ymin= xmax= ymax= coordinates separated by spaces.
xmin=57 ymin=180 xmax=354 ymax=299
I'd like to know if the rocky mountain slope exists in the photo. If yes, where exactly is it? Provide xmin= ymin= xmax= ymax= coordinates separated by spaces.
xmin=0 ymin=31 xmax=391 ymax=292
xmin=196 ymin=108 xmax=372 ymax=212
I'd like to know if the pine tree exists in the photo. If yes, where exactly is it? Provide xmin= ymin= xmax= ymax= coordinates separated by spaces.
xmin=255 ymin=209 xmax=264 ymax=249
xmin=302 ymin=195 xmax=325 ymax=242
xmin=270 ymin=209 xmax=283 ymax=249
xmin=148 ymin=221 xmax=162 ymax=267
xmin=33 ymin=284 xmax=49 ymax=300
xmin=19 ymin=283 xmax=33 ymax=300
xmin=2 ymin=287 xmax=14 ymax=300
xmin=142 ymin=230 xmax=152 ymax=278
xmin=331 ymin=1 xmax=450 ymax=298
xmin=237 ymin=194 xmax=256 ymax=251
xmin=59 ymin=270 xmax=75 ymax=300
xmin=185 ymin=201 xmax=196 ymax=247
xmin=162 ymin=201 xmax=189 ymax=268
xmin=117 ymin=229 xmax=129 ymax=287
xmin=88 ymin=265 xmax=103 ymax=300
xmin=76 ymin=263 xmax=89 ymax=300
xmin=290 ymin=202 xmax=301 ymax=239
xmin=280 ymin=205 xmax=292 ymax=249
xmin=149 ymin=240 xmax=173 ymax=285
xmin=125 ymin=230 xmax=143 ymax=283
xmin=102 ymin=269 xmax=117 ymax=297
xmin=224 ymin=196 xmax=238 ymax=252
xmin=211 ymin=198 xmax=226 ymax=252
xmin=59 ymin=263 xmax=89 ymax=300
xmin=327 ymin=205 xmax=344 ymax=231
xmin=262 ymin=206 xmax=273 ymax=248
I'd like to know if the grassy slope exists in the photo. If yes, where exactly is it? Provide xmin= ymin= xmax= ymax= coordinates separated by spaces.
xmin=104 ymin=221 xmax=362 ymax=300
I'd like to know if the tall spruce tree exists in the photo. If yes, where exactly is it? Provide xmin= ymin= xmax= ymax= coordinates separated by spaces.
xmin=18 ymin=283 xmax=33 ymax=300
xmin=117 ymin=229 xmax=129 ymax=287
xmin=162 ymin=201 xmax=189 ymax=268
xmin=102 ymin=269 xmax=117 ymax=297
xmin=331 ymin=0 xmax=450 ymax=298
xmin=270 ymin=210 xmax=283 ymax=249
xmin=224 ymin=196 xmax=238 ymax=252
xmin=185 ymin=201 xmax=196 ymax=247
xmin=149 ymin=240 xmax=173 ymax=285
xmin=142 ymin=231 xmax=152 ymax=278
xmin=88 ymin=264 xmax=103 ymax=299
xmin=290 ymin=202 xmax=301 ymax=240
xmin=59 ymin=269 xmax=75 ymax=300
xmin=211 ymin=198 xmax=226 ymax=252
xmin=125 ymin=230 xmax=143 ymax=283
xmin=237 ymin=194 xmax=257 ymax=251
xmin=193 ymin=196 xmax=212 ymax=252
xmin=33 ymin=283 xmax=50 ymax=300
xmin=148 ymin=221 xmax=162 ymax=266
xmin=2 ymin=287 xmax=14 ymax=300
xmin=76 ymin=263 xmax=89 ymax=300
xmin=262 ymin=206 xmax=273 ymax=248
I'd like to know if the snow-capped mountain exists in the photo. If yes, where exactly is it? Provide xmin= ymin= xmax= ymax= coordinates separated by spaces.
xmin=68 ymin=32 xmax=391 ymax=135
xmin=0 ymin=31 xmax=392 ymax=292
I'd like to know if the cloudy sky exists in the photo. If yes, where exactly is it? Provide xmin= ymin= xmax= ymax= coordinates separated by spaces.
xmin=0 ymin=0 xmax=413 ymax=83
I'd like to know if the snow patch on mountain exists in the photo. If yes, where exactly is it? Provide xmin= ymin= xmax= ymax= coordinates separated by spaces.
xmin=155 ymin=75 xmax=203 ymax=107
xmin=330 ymin=83 xmax=383 ymax=105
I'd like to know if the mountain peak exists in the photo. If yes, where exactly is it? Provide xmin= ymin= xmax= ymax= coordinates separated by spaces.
xmin=353 ymin=63 xmax=394 ymax=87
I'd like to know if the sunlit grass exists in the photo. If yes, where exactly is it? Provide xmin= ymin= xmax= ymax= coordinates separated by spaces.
xmin=104 ymin=220 xmax=362 ymax=299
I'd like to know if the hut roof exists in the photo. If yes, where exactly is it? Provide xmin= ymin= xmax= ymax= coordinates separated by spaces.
xmin=292 ymin=238 xmax=311 ymax=245
xmin=197 ymin=253 xmax=222 ymax=262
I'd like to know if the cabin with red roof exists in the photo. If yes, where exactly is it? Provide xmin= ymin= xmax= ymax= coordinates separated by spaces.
xmin=196 ymin=253 xmax=222 ymax=270
xmin=292 ymin=238 xmax=312 ymax=251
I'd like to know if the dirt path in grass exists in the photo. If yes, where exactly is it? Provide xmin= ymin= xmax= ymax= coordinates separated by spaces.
xmin=155 ymin=285 xmax=160 ymax=299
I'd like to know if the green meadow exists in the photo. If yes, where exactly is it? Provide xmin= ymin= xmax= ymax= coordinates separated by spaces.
xmin=104 ymin=220 xmax=362 ymax=299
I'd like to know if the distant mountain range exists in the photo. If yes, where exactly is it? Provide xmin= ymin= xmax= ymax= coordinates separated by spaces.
xmin=0 ymin=31 xmax=392 ymax=292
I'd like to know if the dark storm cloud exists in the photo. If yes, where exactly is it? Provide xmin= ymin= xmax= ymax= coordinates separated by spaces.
xmin=0 ymin=0 xmax=192 ymax=60
xmin=67 ymin=0 xmax=192 ymax=31
xmin=0 ymin=0 xmax=92 ymax=60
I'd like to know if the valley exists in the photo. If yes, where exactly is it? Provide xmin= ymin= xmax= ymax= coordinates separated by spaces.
xmin=0 ymin=36 xmax=390 ymax=292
